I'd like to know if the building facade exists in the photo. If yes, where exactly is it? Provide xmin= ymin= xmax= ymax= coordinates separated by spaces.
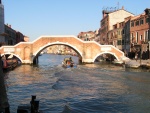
xmin=99 ymin=7 xmax=134 ymax=45
xmin=0 ymin=0 xmax=5 ymax=44
xmin=108 ymin=21 xmax=125 ymax=50
xmin=130 ymin=12 xmax=149 ymax=52
xmin=16 ymin=31 xmax=24 ymax=44
xmin=5 ymin=24 xmax=16 ymax=45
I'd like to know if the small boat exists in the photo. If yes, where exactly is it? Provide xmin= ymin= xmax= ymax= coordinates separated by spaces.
xmin=2 ymin=54 xmax=20 ymax=72
xmin=62 ymin=57 xmax=76 ymax=68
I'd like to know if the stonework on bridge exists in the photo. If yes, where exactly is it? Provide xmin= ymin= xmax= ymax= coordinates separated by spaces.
xmin=0 ymin=35 xmax=125 ymax=64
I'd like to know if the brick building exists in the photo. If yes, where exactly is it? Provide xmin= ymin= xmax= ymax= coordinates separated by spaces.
xmin=129 ymin=12 xmax=149 ymax=52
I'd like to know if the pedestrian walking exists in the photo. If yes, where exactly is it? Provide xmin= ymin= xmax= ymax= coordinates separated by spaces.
xmin=135 ymin=53 xmax=138 ymax=61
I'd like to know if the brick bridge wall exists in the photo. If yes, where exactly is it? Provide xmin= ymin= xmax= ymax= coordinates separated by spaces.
xmin=0 ymin=35 xmax=124 ymax=64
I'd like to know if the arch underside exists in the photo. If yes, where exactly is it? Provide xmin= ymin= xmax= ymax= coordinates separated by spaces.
xmin=32 ymin=42 xmax=82 ymax=61
xmin=1 ymin=53 xmax=23 ymax=63
xmin=93 ymin=52 xmax=119 ymax=62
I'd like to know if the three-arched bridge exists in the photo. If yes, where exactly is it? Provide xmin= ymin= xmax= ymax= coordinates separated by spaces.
xmin=0 ymin=35 xmax=125 ymax=64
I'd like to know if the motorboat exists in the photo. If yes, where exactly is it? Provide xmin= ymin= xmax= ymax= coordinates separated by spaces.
xmin=62 ymin=57 xmax=76 ymax=68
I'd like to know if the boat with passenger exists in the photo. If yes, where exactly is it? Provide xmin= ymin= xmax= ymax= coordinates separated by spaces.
xmin=62 ymin=57 xmax=76 ymax=68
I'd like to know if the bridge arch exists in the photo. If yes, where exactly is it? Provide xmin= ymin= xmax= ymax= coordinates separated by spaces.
xmin=93 ymin=51 xmax=119 ymax=62
xmin=32 ymin=42 xmax=83 ymax=61
xmin=1 ymin=52 xmax=23 ymax=63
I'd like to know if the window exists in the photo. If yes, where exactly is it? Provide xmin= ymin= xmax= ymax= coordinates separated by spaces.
xmin=140 ymin=19 xmax=144 ymax=25
xmin=146 ymin=17 xmax=149 ymax=23
xmin=135 ymin=21 xmax=139 ymax=26
xmin=131 ymin=21 xmax=134 ymax=27
xmin=148 ymin=30 xmax=150 ymax=40
xmin=122 ymin=40 xmax=124 ymax=45
xmin=136 ymin=32 xmax=138 ymax=43
xmin=140 ymin=35 xmax=142 ymax=40
xmin=117 ymin=40 xmax=122 ymax=45
xmin=131 ymin=33 xmax=134 ymax=43
xmin=145 ymin=31 xmax=148 ymax=41
xmin=122 ymin=30 xmax=124 ymax=35
xmin=118 ymin=31 xmax=120 ymax=35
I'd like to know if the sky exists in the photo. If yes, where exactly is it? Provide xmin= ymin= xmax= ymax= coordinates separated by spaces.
xmin=2 ymin=0 xmax=150 ymax=41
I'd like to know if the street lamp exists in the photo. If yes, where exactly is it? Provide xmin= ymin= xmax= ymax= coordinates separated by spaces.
xmin=145 ymin=8 xmax=150 ymax=59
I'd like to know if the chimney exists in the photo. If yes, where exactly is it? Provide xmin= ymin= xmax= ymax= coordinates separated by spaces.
xmin=122 ymin=6 xmax=124 ymax=10
xmin=8 ymin=24 xmax=11 ymax=28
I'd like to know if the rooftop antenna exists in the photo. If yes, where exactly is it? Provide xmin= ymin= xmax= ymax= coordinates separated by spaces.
xmin=117 ymin=2 xmax=119 ymax=10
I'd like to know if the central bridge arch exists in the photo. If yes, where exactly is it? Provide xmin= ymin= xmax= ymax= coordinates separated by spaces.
xmin=33 ymin=42 xmax=82 ymax=58
xmin=0 ymin=35 xmax=125 ymax=64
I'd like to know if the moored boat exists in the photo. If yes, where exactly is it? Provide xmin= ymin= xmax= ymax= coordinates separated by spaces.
xmin=2 ymin=54 xmax=20 ymax=72
xmin=2 ymin=59 xmax=18 ymax=71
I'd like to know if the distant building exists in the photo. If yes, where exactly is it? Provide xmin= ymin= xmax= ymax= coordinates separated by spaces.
xmin=77 ymin=30 xmax=97 ymax=41
xmin=16 ymin=31 xmax=25 ymax=43
xmin=5 ymin=24 xmax=16 ymax=45
xmin=99 ymin=6 xmax=134 ymax=45
xmin=0 ymin=0 xmax=29 ymax=46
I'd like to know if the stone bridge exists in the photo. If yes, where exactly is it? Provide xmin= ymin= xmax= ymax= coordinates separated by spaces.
xmin=0 ymin=35 xmax=125 ymax=64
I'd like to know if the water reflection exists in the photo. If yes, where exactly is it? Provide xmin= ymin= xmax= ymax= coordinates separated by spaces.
xmin=4 ymin=54 xmax=150 ymax=113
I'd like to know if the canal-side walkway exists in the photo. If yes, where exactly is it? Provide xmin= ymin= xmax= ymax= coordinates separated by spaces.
xmin=134 ymin=59 xmax=150 ymax=65
xmin=130 ymin=59 xmax=150 ymax=69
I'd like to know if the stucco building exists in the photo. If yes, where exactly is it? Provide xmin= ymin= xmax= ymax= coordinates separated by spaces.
xmin=108 ymin=21 xmax=125 ymax=50
xmin=99 ymin=6 xmax=134 ymax=45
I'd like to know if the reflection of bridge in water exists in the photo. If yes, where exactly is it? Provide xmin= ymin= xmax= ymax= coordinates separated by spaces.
xmin=0 ymin=35 xmax=125 ymax=64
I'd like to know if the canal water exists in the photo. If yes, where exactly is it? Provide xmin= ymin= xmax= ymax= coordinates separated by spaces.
xmin=4 ymin=54 xmax=150 ymax=113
